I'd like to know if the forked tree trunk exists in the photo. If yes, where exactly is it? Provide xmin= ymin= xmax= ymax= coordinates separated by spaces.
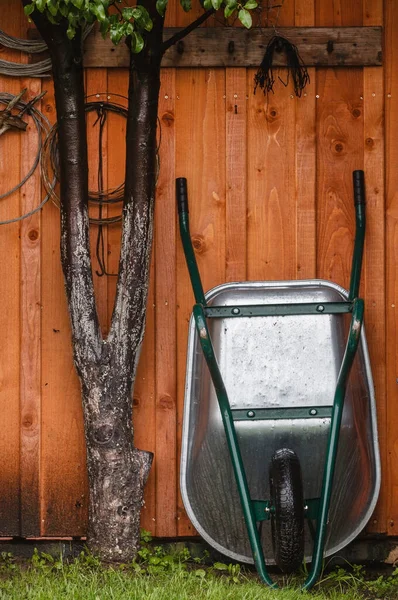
xmin=24 ymin=3 xmax=164 ymax=560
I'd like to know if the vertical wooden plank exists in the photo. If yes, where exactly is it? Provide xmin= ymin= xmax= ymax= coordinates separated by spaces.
xmin=316 ymin=0 xmax=363 ymax=26
xmin=295 ymin=0 xmax=314 ymax=24
xmin=154 ymin=69 xmax=177 ymax=536
xmin=226 ymin=69 xmax=247 ymax=282
xmin=363 ymin=0 xmax=383 ymax=26
xmin=275 ymin=0 xmax=295 ymax=26
xmin=176 ymin=69 xmax=226 ymax=535
xmin=40 ymin=83 xmax=87 ymax=536
xmin=295 ymin=0 xmax=316 ymax=280
xmin=362 ymin=0 xmax=386 ymax=535
xmin=315 ymin=74 xmax=363 ymax=288
xmin=20 ymin=77 xmax=42 ymax=536
xmin=133 ymin=263 xmax=156 ymax=535
xmin=316 ymin=0 xmax=364 ymax=289
xmin=247 ymin=78 xmax=297 ymax=282
xmin=86 ymin=70 xmax=108 ymax=335
xmin=385 ymin=0 xmax=398 ymax=536
xmin=0 ymin=0 xmax=22 ymax=535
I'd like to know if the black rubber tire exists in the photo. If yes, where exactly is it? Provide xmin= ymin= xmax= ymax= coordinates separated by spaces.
xmin=269 ymin=448 xmax=305 ymax=573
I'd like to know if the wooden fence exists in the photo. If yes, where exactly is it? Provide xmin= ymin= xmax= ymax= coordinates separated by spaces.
xmin=0 ymin=0 xmax=396 ymax=541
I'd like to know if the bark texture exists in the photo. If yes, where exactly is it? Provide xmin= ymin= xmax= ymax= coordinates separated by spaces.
xmin=22 ymin=1 xmax=164 ymax=560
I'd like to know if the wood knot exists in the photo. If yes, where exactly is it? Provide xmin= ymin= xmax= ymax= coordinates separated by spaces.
xmin=352 ymin=108 xmax=361 ymax=118
xmin=22 ymin=414 xmax=33 ymax=428
xmin=177 ymin=41 xmax=184 ymax=55
xmin=133 ymin=397 xmax=140 ymax=407
xmin=28 ymin=229 xmax=39 ymax=241
xmin=191 ymin=235 xmax=206 ymax=254
xmin=266 ymin=107 xmax=278 ymax=122
xmin=334 ymin=142 xmax=344 ymax=154
xmin=365 ymin=137 xmax=374 ymax=148
xmin=159 ymin=395 xmax=174 ymax=410
xmin=228 ymin=41 xmax=235 ymax=54
xmin=161 ymin=111 xmax=174 ymax=127
xmin=45 ymin=104 xmax=53 ymax=113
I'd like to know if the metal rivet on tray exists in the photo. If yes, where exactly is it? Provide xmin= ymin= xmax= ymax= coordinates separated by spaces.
xmin=317 ymin=305 xmax=325 ymax=312
xmin=247 ymin=410 xmax=255 ymax=418
xmin=232 ymin=307 xmax=240 ymax=315
xmin=309 ymin=409 xmax=318 ymax=416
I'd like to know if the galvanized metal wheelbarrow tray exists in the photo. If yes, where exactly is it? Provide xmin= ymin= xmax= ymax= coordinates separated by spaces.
xmin=176 ymin=172 xmax=380 ymax=590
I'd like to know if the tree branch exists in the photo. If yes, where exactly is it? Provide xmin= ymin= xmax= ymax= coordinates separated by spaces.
xmin=161 ymin=8 xmax=215 ymax=53
xmin=21 ymin=0 xmax=102 ymax=367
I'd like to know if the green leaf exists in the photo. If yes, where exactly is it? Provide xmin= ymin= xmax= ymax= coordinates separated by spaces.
xmin=90 ymin=2 xmax=107 ymax=21
xmin=224 ymin=3 xmax=235 ymax=18
xmin=24 ymin=3 xmax=35 ymax=16
xmin=194 ymin=569 xmax=206 ymax=578
xmin=213 ymin=562 xmax=229 ymax=571
xmin=110 ymin=26 xmax=123 ymax=45
xmin=58 ymin=3 xmax=68 ymax=17
xmin=67 ymin=24 xmax=76 ymax=39
xmin=47 ymin=12 xmax=58 ymax=23
xmin=122 ymin=7 xmax=135 ymax=20
xmin=203 ymin=0 xmax=212 ymax=9
xmin=156 ymin=0 xmax=168 ymax=16
xmin=130 ymin=30 xmax=144 ymax=53
xmin=71 ymin=0 xmax=85 ymax=9
xmin=46 ymin=0 xmax=58 ymax=17
xmin=244 ymin=0 xmax=257 ymax=8
xmin=36 ymin=0 xmax=47 ymax=12
xmin=180 ymin=0 xmax=191 ymax=12
xmin=210 ymin=0 xmax=222 ymax=9
xmin=134 ymin=6 xmax=153 ymax=31
xmin=238 ymin=7 xmax=252 ymax=28
xmin=99 ymin=17 xmax=109 ymax=38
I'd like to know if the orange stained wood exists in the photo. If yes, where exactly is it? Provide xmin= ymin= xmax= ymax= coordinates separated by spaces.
xmin=39 ymin=78 xmax=88 ymax=536
xmin=295 ymin=0 xmax=316 ymax=280
xmin=0 ymin=0 xmax=391 ymax=540
xmin=226 ymin=68 xmax=247 ymax=282
xmin=175 ymin=67 xmax=227 ymax=535
xmin=385 ymin=0 xmax=398 ymax=536
xmin=0 ymin=0 xmax=22 ymax=536
xmin=155 ymin=68 xmax=177 ymax=537
xmin=19 ymin=76 xmax=42 ymax=537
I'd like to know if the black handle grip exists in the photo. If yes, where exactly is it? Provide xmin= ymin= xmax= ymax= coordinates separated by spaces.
xmin=176 ymin=177 xmax=189 ymax=214
xmin=353 ymin=170 xmax=365 ymax=206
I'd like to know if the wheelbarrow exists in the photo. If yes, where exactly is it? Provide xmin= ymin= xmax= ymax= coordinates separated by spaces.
xmin=176 ymin=171 xmax=380 ymax=590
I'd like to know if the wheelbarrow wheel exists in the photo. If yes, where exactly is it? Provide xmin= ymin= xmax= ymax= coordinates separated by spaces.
xmin=269 ymin=448 xmax=304 ymax=573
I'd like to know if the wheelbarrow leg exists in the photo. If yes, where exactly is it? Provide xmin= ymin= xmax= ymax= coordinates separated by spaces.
xmin=303 ymin=298 xmax=364 ymax=590
xmin=193 ymin=304 xmax=277 ymax=588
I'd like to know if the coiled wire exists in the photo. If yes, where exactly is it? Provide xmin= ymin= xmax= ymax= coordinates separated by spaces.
xmin=0 ymin=92 xmax=55 ymax=225
xmin=0 ymin=25 xmax=94 ymax=78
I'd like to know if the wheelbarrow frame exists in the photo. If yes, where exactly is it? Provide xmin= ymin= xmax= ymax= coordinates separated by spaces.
xmin=176 ymin=171 xmax=366 ymax=590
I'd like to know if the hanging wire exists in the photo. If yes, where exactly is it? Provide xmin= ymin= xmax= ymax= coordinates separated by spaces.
xmin=0 ymin=25 xmax=94 ymax=78
xmin=254 ymin=35 xmax=310 ymax=97
xmin=0 ymin=91 xmax=56 ymax=226
xmin=41 ymin=95 xmax=161 ymax=226
xmin=93 ymin=104 xmax=115 ymax=276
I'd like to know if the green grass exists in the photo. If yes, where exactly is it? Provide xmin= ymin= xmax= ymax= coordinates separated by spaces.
xmin=0 ymin=543 xmax=396 ymax=600
xmin=0 ymin=564 xmax=364 ymax=600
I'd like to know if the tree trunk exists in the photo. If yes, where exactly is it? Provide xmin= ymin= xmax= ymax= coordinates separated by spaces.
xmin=22 ymin=3 xmax=163 ymax=560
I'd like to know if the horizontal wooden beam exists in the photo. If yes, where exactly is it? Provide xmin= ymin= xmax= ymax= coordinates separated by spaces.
xmin=82 ymin=26 xmax=382 ymax=68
